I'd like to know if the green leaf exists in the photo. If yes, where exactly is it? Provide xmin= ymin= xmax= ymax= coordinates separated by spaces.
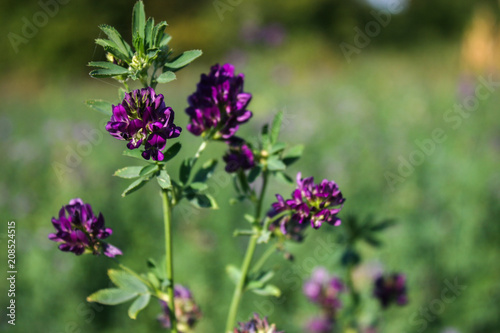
xmin=156 ymin=170 xmax=172 ymax=189
xmin=87 ymin=288 xmax=137 ymax=305
xmin=114 ymin=166 xmax=143 ymax=179
xmin=267 ymin=157 xmax=286 ymax=171
xmin=251 ymin=284 xmax=281 ymax=297
xmin=193 ymin=159 xmax=218 ymax=183
xmin=158 ymin=34 xmax=172 ymax=48
xmin=226 ymin=265 xmax=241 ymax=285
xmin=363 ymin=235 xmax=382 ymax=247
xmin=256 ymin=271 xmax=275 ymax=285
xmin=273 ymin=171 xmax=294 ymax=185
xmin=123 ymin=149 xmax=148 ymax=161
xmin=270 ymin=111 xmax=283 ymax=144
xmin=122 ymin=177 xmax=148 ymax=197
xmin=108 ymin=269 xmax=149 ymax=294
xmin=90 ymin=66 xmax=129 ymax=78
xmin=128 ymin=294 xmax=150 ymax=320
xmin=98 ymin=25 xmax=133 ymax=59
xmin=189 ymin=182 xmax=208 ymax=191
xmin=369 ymin=220 xmax=396 ymax=232
xmin=165 ymin=50 xmax=202 ymax=70
xmin=261 ymin=124 xmax=270 ymax=149
xmin=132 ymin=1 xmax=146 ymax=41
xmin=257 ymin=230 xmax=272 ymax=244
xmin=95 ymin=39 xmax=129 ymax=63
xmin=152 ymin=21 xmax=168 ymax=47
xmin=156 ymin=71 xmax=176 ymax=83
xmin=144 ymin=17 xmax=154 ymax=49
xmin=147 ymin=258 xmax=166 ymax=280
xmin=163 ymin=142 xmax=182 ymax=162
xmin=247 ymin=166 xmax=262 ymax=183
xmin=118 ymin=88 xmax=127 ymax=101
xmin=88 ymin=61 xmax=128 ymax=71
xmin=139 ymin=164 xmax=159 ymax=178
xmin=244 ymin=214 xmax=256 ymax=224
xmin=85 ymin=99 xmax=113 ymax=116
xmin=188 ymin=193 xmax=218 ymax=209
xmin=282 ymin=144 xmax=304 ymax=166
xmin=147 ymin=272 xmax=160 ymax=289
xmin=269 ymin=142 xmax=286 ymax=155
xmin=179 ymin=158 xmax=194 ymax=184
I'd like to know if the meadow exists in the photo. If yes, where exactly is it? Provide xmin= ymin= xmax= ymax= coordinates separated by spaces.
xmin=1 ymin=33 xmax=499 ymax=332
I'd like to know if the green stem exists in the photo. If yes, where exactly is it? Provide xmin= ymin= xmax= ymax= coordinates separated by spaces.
xmin=122 ymin=81 xmax=130 ymax=92
xmin=161 ymin=189 xmax=178 ymax=333
xmin=225 ymin=171 xmax=269 ymax=332
xmin=251 ymin=242 xmax=279 ymax=274
xmin=255 ymin=170 xmax=269 ymax=221
xmin=225 ymin=234 xmax=258 ymax=332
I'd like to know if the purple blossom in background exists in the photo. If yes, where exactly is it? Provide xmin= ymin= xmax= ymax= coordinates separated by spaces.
xmin=158 ymin=285 xmax=202 ymax=332
xmin=223 ymin=137 xmax=255 ymax=173
xmin=269 ymin=172 xmax=345 ymax=239
xmin=241 ymin=21 xmax=286 ymax=47
xmin=233 ymin=313 xmax=283 ymax=333
xmin=106 ymin=87 xmax=182 ymax=161
xmin=373 ymin=273 xmax=408 ymax=308
xmin=185 ymin=63 xmax=252 ymax=139
xmin=306 ymin=317 xmax=334 ymax=333
xmin=303 ymin=267 xmax=345 ymax=317
xmin=48 ymin=198 xmax=121 ymax=257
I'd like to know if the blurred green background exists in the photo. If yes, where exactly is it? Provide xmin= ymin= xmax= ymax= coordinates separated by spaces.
xmin=1 ymin=0 xmax=500 ymax=332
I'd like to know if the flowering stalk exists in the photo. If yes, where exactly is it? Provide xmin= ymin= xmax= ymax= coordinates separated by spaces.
xmin=225 ymin=170 xmax=269 ymax=332
xmin=162 ymin=189 xmax=178 ymax=333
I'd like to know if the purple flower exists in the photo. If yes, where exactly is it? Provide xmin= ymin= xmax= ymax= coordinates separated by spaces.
xmin=106 ymin=87 xmax=182 ymax=161
xmin=48 ymin=198 xmax=121 ymax=258
xmin=303 ymin=267 xmax=344 ymax=317
xmin=158 ymin=285 xmax=202 ymax=332
xmin=373 ymin=273 xmax=408 ymax=308
xmin=223 ymin=137 xmax=255 ymax=173
xmin=269 ymin=173 xmax=345 ymax=239
xmin=185 ymin=63 xmax=252 ymax=139
xmin=306 ymin=317 xmax=334 ymax=333
xmin=233 ymin=313 xmax=283 ymax=333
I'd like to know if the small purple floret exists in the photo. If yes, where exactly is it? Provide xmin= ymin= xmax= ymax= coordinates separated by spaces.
xmin=223 ymin=137 xmax=255 ymax=173
xmin=269 ymin=172 xmax=345 ymax=239
xmin=48 ymin=198 xmax=121 ymax=257
xmin=373 ymin=273 xmax=408 ymax=308
xmin=185 ymin=63 xmax=252 ymax=139
xmin=233 ymin=313 xmax=283 ymax=333
xmin=158 ymin=285 xmax=202 ymax=332
xmin=303 ymin=267 xmax=344 ymax=316
xmin=106 ymin=87 xmax=182 ymax=161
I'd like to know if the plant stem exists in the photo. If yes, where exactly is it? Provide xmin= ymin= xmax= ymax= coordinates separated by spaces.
xmin=251 ymin=242 xmax=279 ymax=274
xmin=225 ymin=171 xmax=269 ymax=332
xmin=161 ymin=189 xmax=178 ymax=333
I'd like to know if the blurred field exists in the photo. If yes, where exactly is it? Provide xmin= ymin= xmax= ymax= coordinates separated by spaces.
xmin=1 ymin=2 xmax=500 ymax=333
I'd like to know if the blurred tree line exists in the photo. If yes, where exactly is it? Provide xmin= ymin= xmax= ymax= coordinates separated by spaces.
xmin=1 ymin=0 xmax=499 ymax=76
